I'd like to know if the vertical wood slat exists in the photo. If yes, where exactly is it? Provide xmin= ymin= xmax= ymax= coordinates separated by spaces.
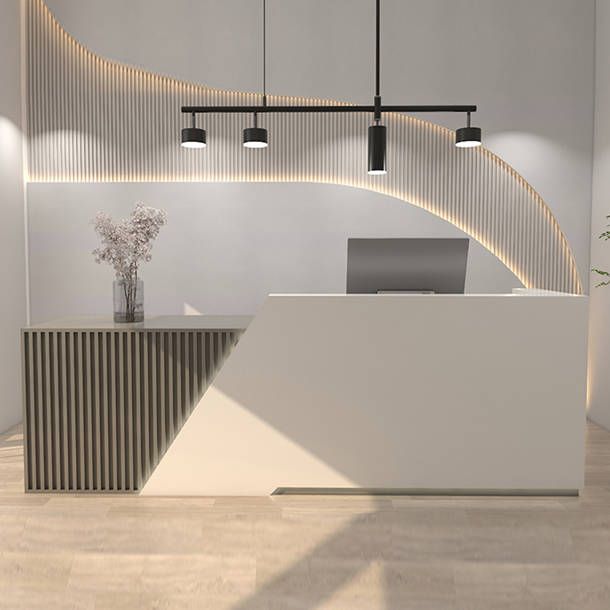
xmin=35 ymin=332 xmax=44 ymax=490
xmin=183 ymin=333 xmax=190 ymax=425
xmin=52 ymin=332 xmax=60 ymax=488
xmin=101 ymin=332 xmax=109 ymax=490
xmin=118 ymin=332 xmax=125 ymax=490
xmin=68 ymin=332 xmax=76 ymax=489
xmin=141 ymin=333 xmax=149 ymax=484
xmin=189 ymin=332 xmax=196 ymax=419
xmin=76 ymin=332 xmax=84 ymax=489
xmin=44 ymin=333 xmax=52 ymax=488
xmin=126 ymin=332 xmax=133 ymax=491
xmin=22 ymin=328 xmax=242 ymax=492
xmin=196 ymin=332 xmax=203 ymax=400
xmin=110 ymin=332 xmax=117 ymax=491
xmin=59 ymin=334 xmax=68 ymax=489
xmin=134 ymin=332 xmax=142 ymax=489
xmin=175 ymin=332 xmax=181 ymax=436
xmin=23 ymin=333 xmax=34 ymax=489
xmin=159 ymin=332 xmax=166 ymax=458
xmin=85 ymin=332 xmax=93 ymax=489
xmin=151 ymin=332 xmax=158 ymax=471
xmin=167 ymin=332 xmax=174 ymax=446
xmin=93 ymin=332 xmax=101 ymax=490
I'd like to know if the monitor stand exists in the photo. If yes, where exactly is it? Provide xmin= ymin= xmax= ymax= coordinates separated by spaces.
xmin=376 ymin=289 xmax=435 ymax=294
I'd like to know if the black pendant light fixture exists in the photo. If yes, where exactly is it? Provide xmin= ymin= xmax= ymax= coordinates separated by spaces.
xmin=243 ymin=0 xmax=269 ymax=148
xmin=368 ymin=0 xmax=386 ymax=175
xmin=181 ymin=112 xmax=206 ymax=148
xmin=181 ymin=0 xmax=482 ymax=172
xmin=455 ymin=111 xmax=482 ymax=148
xmin=243 ymin=119 xmax=268 ymax=148
xmin=368 ymin=124 xmax=387 ymax=174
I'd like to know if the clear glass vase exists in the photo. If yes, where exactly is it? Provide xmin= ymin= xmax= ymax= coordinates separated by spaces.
xmin=113 ymin=279 xmax=144 ymax=323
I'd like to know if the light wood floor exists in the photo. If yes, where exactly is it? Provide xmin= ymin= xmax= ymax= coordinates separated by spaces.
xmin=1 ymin=423 xmax=610 ymax=609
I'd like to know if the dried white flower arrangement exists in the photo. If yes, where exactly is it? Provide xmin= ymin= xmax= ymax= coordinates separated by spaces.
xmin=92 ymin=202 xmax=167 ymax=282
xmin=93 ymin=203 xmax=167 ymax=322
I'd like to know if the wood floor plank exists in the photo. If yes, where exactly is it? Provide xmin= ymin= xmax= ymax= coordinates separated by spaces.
xmin=0 ymin=420 xmax=610 ymax=607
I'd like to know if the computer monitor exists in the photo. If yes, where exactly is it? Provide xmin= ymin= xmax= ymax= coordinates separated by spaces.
xmin=346 ymin=238 xmax=469 ymax=294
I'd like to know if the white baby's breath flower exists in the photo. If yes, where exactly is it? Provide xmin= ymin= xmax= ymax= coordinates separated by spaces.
xmin=92 ymin=202 xmax=167 ymax=281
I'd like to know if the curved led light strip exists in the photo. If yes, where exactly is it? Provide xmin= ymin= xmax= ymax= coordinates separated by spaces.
xmin=26 ymin=0 xmax=582 ymax=294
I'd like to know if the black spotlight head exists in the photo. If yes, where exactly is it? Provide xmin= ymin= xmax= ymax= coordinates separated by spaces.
xmin=181 ymin=127 xmax=206 ymax=149
xmin=368 ymin=124 xmax=387 ymax=175
xmin=455 ymin=126 xmax=481 ymax=148
xmin=243 ymin=126 xmax=268 ymax=148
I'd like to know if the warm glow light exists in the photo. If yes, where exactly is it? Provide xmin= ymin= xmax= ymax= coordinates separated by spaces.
xmin=181 ymin=141 xmax=206 ymax=149
xmin=455 ymin=140 xmax=481 ymax=149
xmin=367 ymin=169 xmax=387 ymax=175
xmin=243 ymin=141 xmax=268 ymax=149
xmin=0 ymin=117 xmax=23 ymax=168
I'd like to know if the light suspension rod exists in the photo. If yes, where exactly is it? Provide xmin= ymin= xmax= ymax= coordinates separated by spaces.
xmin=262 ymin=0 xmax=267 ymax=106
xmin=374 ymin=0 xmax=381 ymax=121
xmin=375 ymin=0 xmax=380 ymax=99
xmin=182 ymin=104 xmax=477 ymax=114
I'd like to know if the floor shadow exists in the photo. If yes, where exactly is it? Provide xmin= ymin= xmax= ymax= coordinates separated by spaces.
xmin=230 ymin=496 xmax=392 ymax=610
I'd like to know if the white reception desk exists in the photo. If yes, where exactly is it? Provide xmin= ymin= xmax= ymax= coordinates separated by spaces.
xmin=143 ymin=290 xmax=588 ymax=496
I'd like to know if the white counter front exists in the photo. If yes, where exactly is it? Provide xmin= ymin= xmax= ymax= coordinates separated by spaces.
xmin=143 ymin=292 xmax=588 ymax=496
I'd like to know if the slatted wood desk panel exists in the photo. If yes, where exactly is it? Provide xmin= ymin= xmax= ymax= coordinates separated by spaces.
xmin=21 ymin=316 xmax=249 ymax=492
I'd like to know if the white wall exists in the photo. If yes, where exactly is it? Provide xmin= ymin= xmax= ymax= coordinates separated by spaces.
xmin=27 ymin=183 xmax=520 ymax=321
xmin=42 ymin=0 xmax=595 ymax=293
xmin=0 ymin=0 xmax=27 ymax=431
xmin=588 ymin=0 xmax=610 ymax=429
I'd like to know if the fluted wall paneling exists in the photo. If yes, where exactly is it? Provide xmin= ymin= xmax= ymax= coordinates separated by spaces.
xmin=25 ymin=0 xmax=582 ymax=294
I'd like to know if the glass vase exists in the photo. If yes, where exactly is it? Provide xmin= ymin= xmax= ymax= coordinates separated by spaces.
xmin=113 ymin=279 xmax=144 ymax=323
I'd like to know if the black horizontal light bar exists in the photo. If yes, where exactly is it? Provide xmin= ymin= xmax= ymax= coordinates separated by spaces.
xmin=182 ymin=104 xmax=477 ymax=115
xmin=180 ymin=1 xmax=482 ymax=165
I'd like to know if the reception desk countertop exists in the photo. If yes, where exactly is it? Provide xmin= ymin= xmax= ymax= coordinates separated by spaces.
xmin=26 ymin=315 xmax=253 ymax=331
